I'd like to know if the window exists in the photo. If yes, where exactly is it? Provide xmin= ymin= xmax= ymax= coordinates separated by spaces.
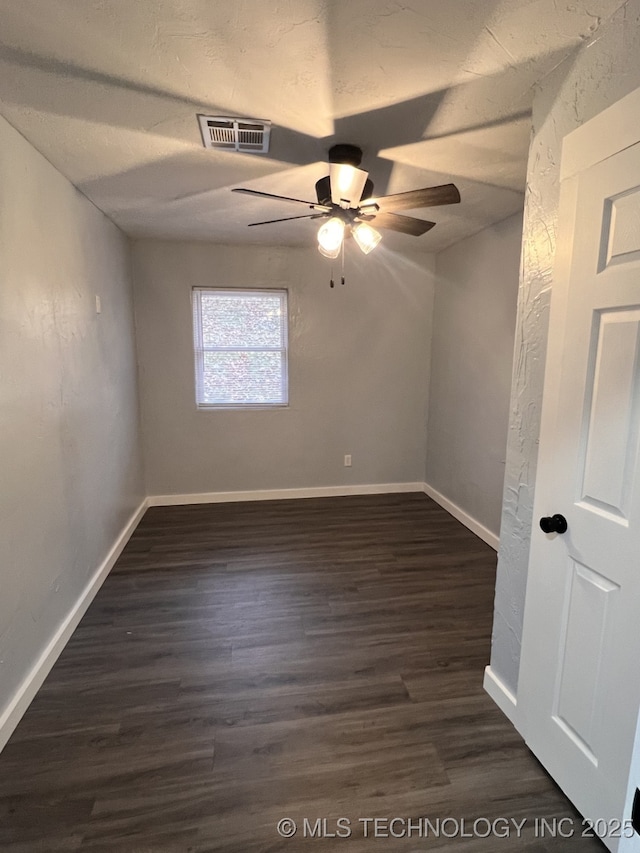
xmin=192 ymin=288 xmax=288 ymax=408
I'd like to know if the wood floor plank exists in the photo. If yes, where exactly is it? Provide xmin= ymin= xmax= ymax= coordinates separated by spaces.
xmin=0 ymin=494 xmax=606 ymax=851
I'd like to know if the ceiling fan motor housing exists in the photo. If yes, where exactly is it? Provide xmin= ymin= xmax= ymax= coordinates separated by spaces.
xmin=328 ymin=144 xmax=363 ymax=167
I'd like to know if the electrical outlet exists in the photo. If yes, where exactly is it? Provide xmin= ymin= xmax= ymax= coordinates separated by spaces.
xmin=344 ymin=454 xmax=352 ymax=467
xmin=95 ymin=295 xmax=102 ymax=314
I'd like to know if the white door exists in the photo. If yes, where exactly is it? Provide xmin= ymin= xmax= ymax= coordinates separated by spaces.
xmin=517 ymin=135 xmax=640 ymax=853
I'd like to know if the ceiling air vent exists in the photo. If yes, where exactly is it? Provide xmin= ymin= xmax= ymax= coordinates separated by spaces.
xmin=197 ymin=115 xmax=271 ymax=154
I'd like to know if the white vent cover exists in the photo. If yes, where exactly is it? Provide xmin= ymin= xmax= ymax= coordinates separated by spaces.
xmin=197 ymin=115 xmax=271 ymax=154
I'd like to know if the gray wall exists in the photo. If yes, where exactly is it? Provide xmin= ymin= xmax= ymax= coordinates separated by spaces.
xmin=426 ymin=213 xmax=522 ymax=536
xmin=490 ymin=0 xmax=640 ymax=696
xmin=0 ymin=115 xmax=144 ymax=721
xmin=132 ymin=241 xmax=435 ymax=496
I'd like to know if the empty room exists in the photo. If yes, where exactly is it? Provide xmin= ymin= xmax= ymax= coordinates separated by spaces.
xmin=1 ymin=1 xmax=640 ymax=851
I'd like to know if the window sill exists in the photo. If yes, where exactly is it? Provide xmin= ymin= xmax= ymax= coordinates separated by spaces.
xmin=196 ymin=403 xmax=290 ymax=411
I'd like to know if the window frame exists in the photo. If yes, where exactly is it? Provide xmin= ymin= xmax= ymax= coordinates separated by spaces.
xmin=192 ymin=287 xmax=289 ymax=410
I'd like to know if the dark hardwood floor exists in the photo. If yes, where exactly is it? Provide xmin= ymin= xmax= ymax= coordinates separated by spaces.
xmin=0 ymin=494 xmax=605 ymax=852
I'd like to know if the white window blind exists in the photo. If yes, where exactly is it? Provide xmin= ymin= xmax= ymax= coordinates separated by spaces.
xmin=192 ymin=289 xmax=288 ymax=408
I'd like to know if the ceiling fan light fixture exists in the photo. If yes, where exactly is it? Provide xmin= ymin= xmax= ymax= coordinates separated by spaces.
xmin=318 ymin=243 xmax=341 ymax=259
xmin=317 ymin=217 xmax=345 ymax=256
xmin=353 ymin=222 xmax=382 ymax=254
xmin=329 ymin=163 xmax=369 ymax=208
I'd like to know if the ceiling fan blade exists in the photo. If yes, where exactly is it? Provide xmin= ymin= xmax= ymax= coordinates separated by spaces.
xmin=371 ymin=212 xmax=436 ymax=236
xmin=372 ymin=183 xmax=461 ymax=212
xmin=232 ymin=188 xmax=331 ymax=211
xmin=247 ymin=213 xmax=327 ymax=227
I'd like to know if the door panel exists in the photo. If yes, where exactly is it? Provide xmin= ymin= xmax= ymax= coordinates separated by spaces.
xmin=554 ymin=559 xmax=619 ymax=765
xmin=602 ymin=185 xmax=640 ymax=269
xmin=580 ymin=309 xmax=640 ymax=519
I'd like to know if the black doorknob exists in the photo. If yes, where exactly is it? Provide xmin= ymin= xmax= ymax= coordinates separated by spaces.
xmin=539 ymin=514 xmax=568 ymax=534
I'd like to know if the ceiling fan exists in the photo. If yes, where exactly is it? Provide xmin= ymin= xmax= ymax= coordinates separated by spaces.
xmin=232 ymin=144 xmax=461 ymax=260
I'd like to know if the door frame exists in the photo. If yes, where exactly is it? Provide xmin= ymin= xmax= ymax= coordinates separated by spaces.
xmin=484 ymin=84 xmax=640 ymax=730
xmin=487 ymin=84 xmax=640 ymax=852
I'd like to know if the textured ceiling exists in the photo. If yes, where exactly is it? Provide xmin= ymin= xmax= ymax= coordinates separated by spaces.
xmin=0 ymin=0 xmax=625 ymax=251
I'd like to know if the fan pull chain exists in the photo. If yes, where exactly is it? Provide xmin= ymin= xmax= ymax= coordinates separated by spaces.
xmin=328 ymin=239 xmax=347 ymax=289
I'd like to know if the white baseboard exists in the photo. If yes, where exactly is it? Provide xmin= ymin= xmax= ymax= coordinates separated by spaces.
xmin=422 ymin=482 xmax=499 ymax=550
xmin=483 ymin=665 xmax=518 ymax=726
xmin=148 ymin=482 xmax=425 ymax=507
xmin=0 ymin=498 xmax=148 ymax=754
